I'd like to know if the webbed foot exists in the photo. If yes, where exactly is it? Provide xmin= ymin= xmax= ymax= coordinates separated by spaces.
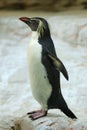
xmin=27 ymin=110 xmax=47 ymax=120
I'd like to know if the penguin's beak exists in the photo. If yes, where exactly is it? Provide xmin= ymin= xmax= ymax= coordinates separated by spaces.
xmin=19 ymin=17 xmax=38 ymax=31
xmin=19 ymin=17 xmax=31 ymax=23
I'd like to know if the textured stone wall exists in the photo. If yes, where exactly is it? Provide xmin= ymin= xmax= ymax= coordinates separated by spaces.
xmin=0 ymin=0 xmax=87 ymax=11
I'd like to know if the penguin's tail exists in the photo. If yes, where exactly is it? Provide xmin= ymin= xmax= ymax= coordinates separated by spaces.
xmin=58 ymin=94 xmax=77 ymax=119
xmin=60 ymin=105 xmax=77 ymax=119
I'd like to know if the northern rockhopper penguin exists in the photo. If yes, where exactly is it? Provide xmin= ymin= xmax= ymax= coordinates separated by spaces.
xmin=19 ymin=17 xmax=77 ymax=120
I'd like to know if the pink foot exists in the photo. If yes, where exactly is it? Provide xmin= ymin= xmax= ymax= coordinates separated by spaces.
xmin=27 ymin=110 xmax=47 ymax=120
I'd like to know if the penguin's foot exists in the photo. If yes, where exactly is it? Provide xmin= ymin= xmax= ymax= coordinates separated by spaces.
xmin=27 ymin=110 xmax=47 ymax=120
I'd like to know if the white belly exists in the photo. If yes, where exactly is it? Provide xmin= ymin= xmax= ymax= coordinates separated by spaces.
xmin=27 ymin=33 xmax=52 ymax=110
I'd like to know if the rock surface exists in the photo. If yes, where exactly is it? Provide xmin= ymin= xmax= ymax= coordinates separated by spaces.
xmin=0 ymin=10 xmax=87 ymax=130
xmin=0 ymin=0 xmax=87 ymax=11
xmin=48 ymin=11 xmax=87 ymax=46
xmin=20 ymin=116 xmax=87 ymax=130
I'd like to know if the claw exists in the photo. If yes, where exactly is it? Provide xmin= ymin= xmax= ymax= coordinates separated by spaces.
xmin=27 ymin=111 xmax=36 ymax=115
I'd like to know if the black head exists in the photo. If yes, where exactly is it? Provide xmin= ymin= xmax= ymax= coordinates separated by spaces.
xmin=19 ymin=17 xmax=50 ymax=38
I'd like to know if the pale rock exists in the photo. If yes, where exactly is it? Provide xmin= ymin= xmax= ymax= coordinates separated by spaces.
xmin=77 ymin=26 xmax=87 ymax=45
xmin=0 ymin=10 xmax=87 ymax=130
xmin=49 ymin=15 xmax=87 ymax=46
xmin=16 ymin=116 xmax=87 ymax=130
xmin=8 ymin=66 xmax=28 ymax=83
xmin=16 ymin=115 xmax=70 ymax=130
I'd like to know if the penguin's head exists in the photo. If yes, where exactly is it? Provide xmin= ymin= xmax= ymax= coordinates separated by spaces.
xmin=19 ymin=17 xmax=50 ymax=37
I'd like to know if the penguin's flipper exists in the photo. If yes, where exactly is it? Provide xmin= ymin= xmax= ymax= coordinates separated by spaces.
xmin=48 ymin=54 xmax=69 ymax=80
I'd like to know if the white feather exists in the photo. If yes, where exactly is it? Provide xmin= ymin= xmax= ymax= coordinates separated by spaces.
xmin=27 ymin=32 xmax=52 ymax=110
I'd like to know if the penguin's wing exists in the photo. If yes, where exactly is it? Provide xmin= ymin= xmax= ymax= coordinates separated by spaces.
xmin=48 ymin=53 xmax=69 ymax=80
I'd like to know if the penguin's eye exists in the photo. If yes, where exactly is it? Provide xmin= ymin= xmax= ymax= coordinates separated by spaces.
xmin=29 ymin=19 xmax=39 ymax=31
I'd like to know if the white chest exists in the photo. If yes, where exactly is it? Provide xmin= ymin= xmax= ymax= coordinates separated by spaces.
xmin=27 ymin=32 xmax=52 ymax=110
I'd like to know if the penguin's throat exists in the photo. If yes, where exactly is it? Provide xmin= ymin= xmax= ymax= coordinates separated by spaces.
xmin=31 ymin=31 xmax=39 ymax=39
xmin=31 ymin=31 xmax=44 ymax=40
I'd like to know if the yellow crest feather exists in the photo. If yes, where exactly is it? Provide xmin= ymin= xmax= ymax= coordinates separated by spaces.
xmin=37 ymin=20 xmax=44 ymax=37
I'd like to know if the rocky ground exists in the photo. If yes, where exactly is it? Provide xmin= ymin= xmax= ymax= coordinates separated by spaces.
xmin=0 ymin=10 xmax=87 ymax=130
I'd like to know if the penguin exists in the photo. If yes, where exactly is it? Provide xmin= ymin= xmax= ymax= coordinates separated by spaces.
xmin=19 ymin=17 xmax=77 ymax=120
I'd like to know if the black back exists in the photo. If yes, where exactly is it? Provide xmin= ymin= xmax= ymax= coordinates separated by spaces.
xmin=38 ymin=31 xmax=62 ymax=109
xmin=38 ymin=18 xmax=67 ymax=109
